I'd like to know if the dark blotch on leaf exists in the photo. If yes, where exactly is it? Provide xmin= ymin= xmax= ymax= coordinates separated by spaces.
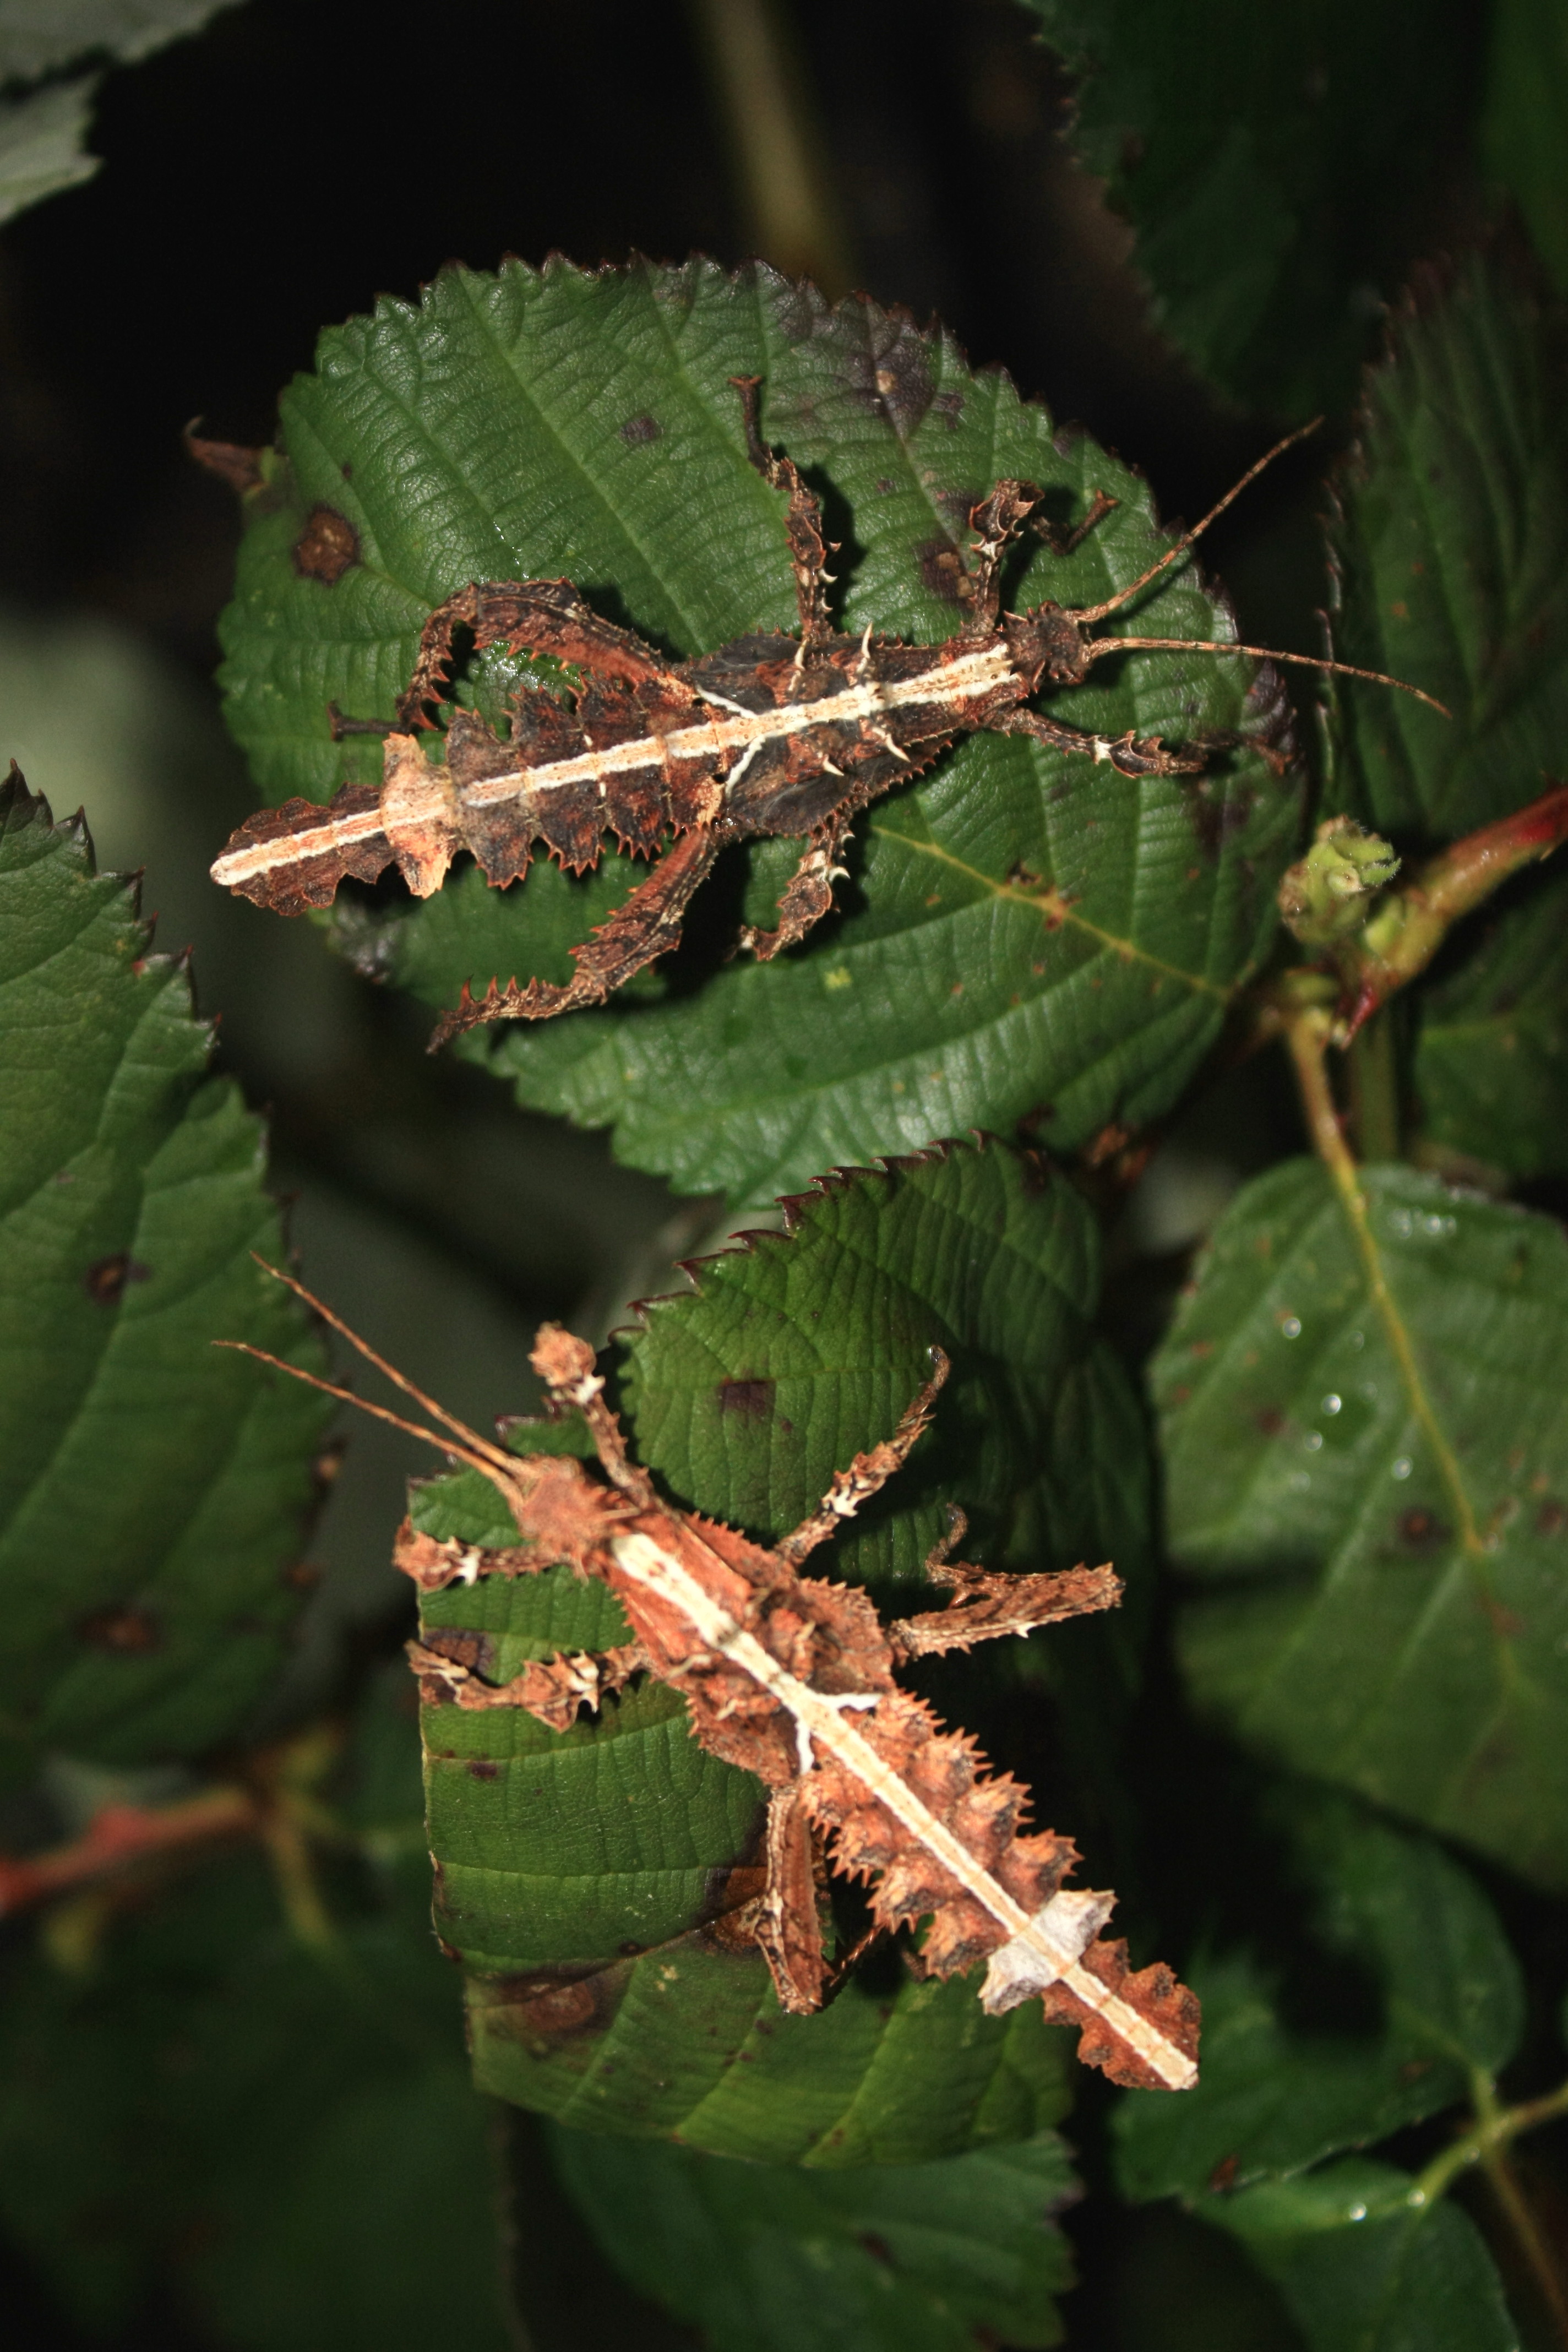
xmin=292 ymin=505 xmax=360 ymax=584
xmin=480 ymin=1969 xmax=612 ymax=2051
xmin=618 ymin=414 xmax=662 ymax=445
xmin=79 ymin=1607 xmax=160 ymax=1653
xmin=916 ymin=539 xmax=969 ymax=606
xmin=1536 ymin=1499 xmax=1566 ymax=1537
xmin=718 ymin=1377 xmax=774 ymax=1420
xmin=467 ymin=1760 xmax=500 ymax=1781
xmin=1397 ymin=1507 xmax=1449 ymax=1552
xmin=83 ymin=1253 xmax=149 ymax=1306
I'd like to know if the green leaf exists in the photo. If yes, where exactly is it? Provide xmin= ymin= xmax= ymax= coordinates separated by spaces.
xmin=0 ymin=78 xmax=99 ymax=222
xmin=1480 ymin=0 xmax=1568 ymax=295
xmin=1153 ymin=1157 xmax=1568 ymax=1887
xmin=0 ymin=2 xmax=246 ymax=226
xmin=1211 ymin=2159 xmax=1518 ymax=2352
xmin=1411 ymin=868 xmax=1568 ymax=1180
xmin=547 ymin=2122 xmax=1076 ymax=2352
xmin=217 ymin=257 xmax=1298 ymax=1210
xmin=0 ymin=1680 xmax=510 ymax=2352
xmin=1115 ymin=1806 xmax=1522 ymax=2202
xmin=623 ymin=1139 xmax=1149 ymax=1607
xmin=0 ymin=774 xmax=328 ymax=1769
xmin=417 ymin=1144 xmax=1136 ymax=2150
xmin=0 ymin=0 xmax=244 ymax=81
xmin=1325 ymin=257 xmax=1568 ymax=839
xmin=1015 ymin=0 xmax=1482 ymax=417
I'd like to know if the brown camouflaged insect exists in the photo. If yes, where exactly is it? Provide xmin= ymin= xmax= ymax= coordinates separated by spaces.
xmin=224 ymin=1266 xmax=1202 ymax=2093
xmin=211 ymin=383 xmax=1440 ymax=1044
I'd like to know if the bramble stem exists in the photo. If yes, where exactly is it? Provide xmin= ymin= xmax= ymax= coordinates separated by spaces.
xmin=1347 ymin=1008 xmax=1400 ymax=1161
xmin=1412 ymin=2071 xmax=1568 ymax=2345
xmin=1284 ymin=1008 xmax=1486 ymax=1562
xmin=1338 ymin=781 xmax=1568 ymax=1038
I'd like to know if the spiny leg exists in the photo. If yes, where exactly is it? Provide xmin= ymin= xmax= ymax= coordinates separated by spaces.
xmin=731 ymin=375 xmax=836 ymax=651
xmin=775 ymin=1348 xmax=951 ymax=1569
xmin=406 ymin=1636 xmax=651 ymax=1731
xmin=395 ymin=579 xmax=676 ymax=731
xmin=528 ymin=1324 xmax=657 ymax=1507
xmin=962 ymin=481 xmax=1044 ymax=639
xmin=737 ymin=816 xmax=851 ymax=963
xmin=999 ymin=706 xmax=1206 ymax=780
xmin=428 ymin=824 xmax=722 ymax=1047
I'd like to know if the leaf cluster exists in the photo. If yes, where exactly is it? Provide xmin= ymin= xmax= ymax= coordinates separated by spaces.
xmin=6 ymin=6 xmax=1568 ymax=2346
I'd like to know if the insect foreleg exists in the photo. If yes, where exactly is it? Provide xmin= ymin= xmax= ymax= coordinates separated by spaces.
xmin=961 ymin=480 xmax=1046 ymax=640
xmin=428 ymin=824 xmax=722 ymax=1046
xmin=999 ymin=707 xmax=1205 ymax=778
xmin=775 ymin=1348 xmax=952 ymax=1568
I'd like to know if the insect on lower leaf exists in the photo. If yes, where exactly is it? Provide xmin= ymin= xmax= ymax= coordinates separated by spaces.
xmin=221 ymin=1266 xmax=1202 ymax=2093
xmin=210 ymin=385 xmax=1439 ymax=1048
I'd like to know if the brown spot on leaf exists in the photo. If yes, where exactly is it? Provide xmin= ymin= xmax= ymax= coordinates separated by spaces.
xmin=1397 ymin=1508 xmax=1449 ymax=1553
xmin=293 ymin=505 xmax=359 ymax=584
xmin=84 ymin=1254 xmax=150 ymax=1306
xmin=844 ymin=317 xmax=934 ymax=435
xmin=932 ymin=390 xmax=964 ymax=430
xmin=1255 ymin=1407 xmax=1286 ymax=1438
xmin=1183 ymin=779 xmax=1258 ymax=861
xmin=420 ymin=1625 xmax=499 ymax=1678
xmin=1207 ymin=2155 xmax=1239 ymax=2195
xmin=80 ymin=1607 xmax=160 ymax=1653
xmin=718 ymin=1377 xmax=775 ymax=1422
xmin=916 ymin=538 xmax=970 ymax=606
xmin=1536 ymin=1499 xmax=1566 ymax=1537
xmin=859 ymin=2233 xmax=894 ymax=2266
xmin=619 ymin=413 xmax=662 ymax=445
xmin=475 ymin=1966 xmax=618 ymax=2052
xmin=466 ymin=1760 xmax=500 ymax=1781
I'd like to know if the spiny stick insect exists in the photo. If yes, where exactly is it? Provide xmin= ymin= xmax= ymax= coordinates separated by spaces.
xmin=211 ymin=383 xmax=1439 ymax=1046
xmin=224 ymin=1266 xmax=1202 ymax=2093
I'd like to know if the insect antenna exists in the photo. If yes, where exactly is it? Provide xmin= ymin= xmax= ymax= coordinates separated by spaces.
xmin=1077 ymin=634 xmax=1451 ymax=717
xmin=1070 ymin=421 xmax=1321 ymax=625
xmin=216 ymin=1256 xmax=519 ymax=1482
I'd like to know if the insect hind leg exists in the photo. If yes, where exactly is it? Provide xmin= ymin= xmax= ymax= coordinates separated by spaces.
xmin=428 ymin=824 xmax=722 ymax=1047
xmin=394 ymin=580 xmax=674 ymax=730
xmin=731 ymin=376 xmax=836 ymax=649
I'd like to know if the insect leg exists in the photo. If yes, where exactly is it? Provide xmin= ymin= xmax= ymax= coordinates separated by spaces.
xmin=999 ymin=707 xmax=1206 ymax=779
xmin=428 ymin=824 xmax=722 ymax=1045
xmin=962 ymin=481 xmax=1044 ymax=638
xmin=407 ymin=1636 xmax=651 ymax=1731
xmin=754 ymin=1782 xmax=828 ymax=2015
xmin=395 ymin=579 xmax=674 ymax=729
xmin=731 ymin=376 xmax=836 ymax=649
xmin=737 ymin=817 xmax=851 ymax=963
xmin=775 ymin=1349 xmax=952 ymax=1567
